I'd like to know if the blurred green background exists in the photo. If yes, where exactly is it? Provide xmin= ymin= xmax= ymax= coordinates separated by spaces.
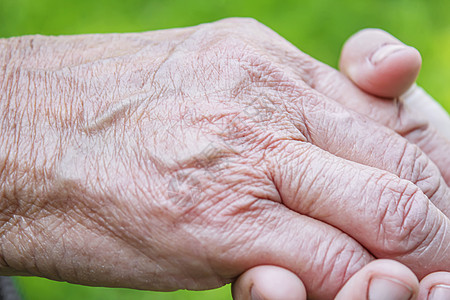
xmin=0 ymin=0 xmax=449 ymax=299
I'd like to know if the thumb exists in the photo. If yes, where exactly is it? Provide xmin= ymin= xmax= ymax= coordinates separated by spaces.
xmin=232 ymin=265 xmax=307 ymax=300
xmin=335 ymin=259 xmax=419 ymax=300
xmin=338 ymin=28 xmax=450 ymax=183
xmin=339 ymin=28 xmax=421 ymax=98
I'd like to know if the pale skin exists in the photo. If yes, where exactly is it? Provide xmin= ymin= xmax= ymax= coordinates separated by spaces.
xmin=233 ymin=29 xmax=450 ymax=300
xmin=1 ymin=19 xmax=450 ymax=299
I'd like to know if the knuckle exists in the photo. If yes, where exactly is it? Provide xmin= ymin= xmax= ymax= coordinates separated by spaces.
xmin=208 ymin=18 xmax=276 ymax=56
xmin=208 ymin=18 xmax=260 ymax=43
xmin=214 ymin=17 xmax=262 ymax=27
xmin=375 ymin=178 xmax=431 ymax=256
xmin=396 ymin=142 xmax=422 ymax=180
xmin=397 ymin=142 xmax=442 ymax=200
xmin=311 ymin=234 xmax=370 ymax=296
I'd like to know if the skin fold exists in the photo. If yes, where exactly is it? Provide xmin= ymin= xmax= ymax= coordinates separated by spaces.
xmin=0 ymin=19 xmax=449 ymax=299
xmin=233 ymin=28 xmax=450 ymax=300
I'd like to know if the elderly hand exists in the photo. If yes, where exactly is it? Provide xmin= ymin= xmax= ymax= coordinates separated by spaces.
xmin=233 ymin=28 xmax=450 ymax=300
xmin=0 ymin=19 xmax=449 ymax=299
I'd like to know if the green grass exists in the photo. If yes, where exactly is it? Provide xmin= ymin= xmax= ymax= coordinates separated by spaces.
xmin=1 ymin=0 xmax=449 ymax=299
xmin=14 ymin=277 xmax=231 ymax=300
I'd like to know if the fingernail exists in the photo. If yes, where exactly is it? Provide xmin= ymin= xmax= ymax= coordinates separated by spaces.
xmin=251 ymin=285 xmax=265 ymax=300
xmin=370 ymin=44 xmax=407 ymax=65
xmin=368 ymin=277 xmax=413 ymax=300
xmin=428 ymin=284 xmax=450 ymax=300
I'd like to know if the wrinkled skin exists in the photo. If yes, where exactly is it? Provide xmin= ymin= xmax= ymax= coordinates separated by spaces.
xmin=233 ymin=28 xmax=450 ymax=300
xmin=0 ymin=18 xmax=449 ymax=299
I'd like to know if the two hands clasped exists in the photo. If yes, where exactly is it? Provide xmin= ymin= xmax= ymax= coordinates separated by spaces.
xmin=0 ymin=18 xmax=450 ymax=299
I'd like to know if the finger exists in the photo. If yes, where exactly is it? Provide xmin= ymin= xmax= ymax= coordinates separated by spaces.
xmin=232 ymin=265 xmax=306 ymax=300
xmin=397 ymin=84 xmax=450 ymax=183
xmin=209 ymin=200 xmax=373 ymax=299
xmin=339 ymin=28 xmax=450 ymax=141
xmin=339 ymin=28 xmax=422 ymax=98
xmin=247 ymin=31 xmax=450 ymax=213
xmin=274 ymin=85 xmax=450 ymax=217
xmin=339 ymin=28 xmax=450 ymax=140
xmin=265 ymin=140 xmax=450 ymax=279
xmin=400 ymin=84 xmax=450 ymax=142
xmin=238 ymin=24 xmax=450 ymax=188
xmin=418 ymin=272 xmax=450 ymax=300
xmin=335 ymin=259 xmax=419 ymax=300
xmin=337 ymin=28 xmax=450 ymax=184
